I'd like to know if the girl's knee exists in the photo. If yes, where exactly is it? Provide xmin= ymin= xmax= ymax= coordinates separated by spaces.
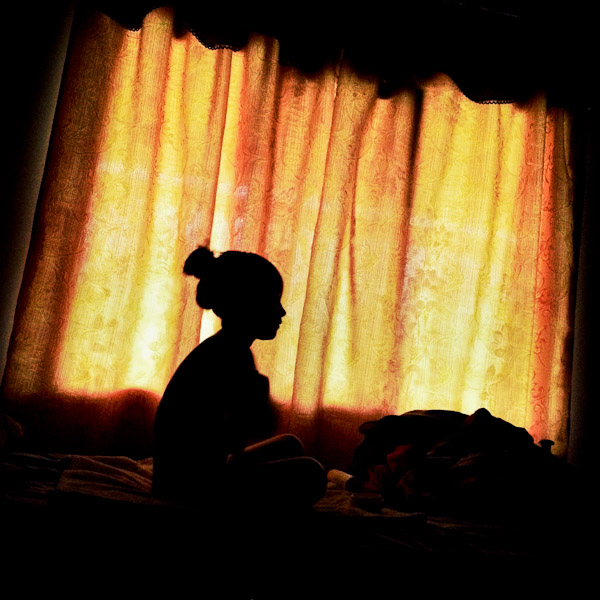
xmin=279 ymin=433 xmax=305 ymax=456
xmin=265 ymin=433 xmax=305 ymax=457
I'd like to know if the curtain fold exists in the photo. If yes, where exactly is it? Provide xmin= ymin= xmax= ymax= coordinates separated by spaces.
xmin=2 ymin=8 xmax=574 ymax=466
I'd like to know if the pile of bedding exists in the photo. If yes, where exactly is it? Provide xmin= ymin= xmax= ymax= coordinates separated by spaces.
xmin=348 ymin=408 xmax=576 ymax=522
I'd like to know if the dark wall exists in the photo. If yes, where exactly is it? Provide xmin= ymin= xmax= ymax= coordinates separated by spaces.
xmin=1 ymin=2 xmax=75 ymax=377
xmin=569 ymin=106 xmax=598 ymax=475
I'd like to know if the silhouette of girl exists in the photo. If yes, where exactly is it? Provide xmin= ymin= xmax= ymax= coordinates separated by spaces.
xmin=152 ymin=247 xmax=326 ymax=509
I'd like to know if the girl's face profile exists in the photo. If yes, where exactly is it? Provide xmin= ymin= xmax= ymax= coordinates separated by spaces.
xmin=250 ymin=276 xmax=286 ymax=340
xmin=223 ymin=269 xmax=286 ymax=341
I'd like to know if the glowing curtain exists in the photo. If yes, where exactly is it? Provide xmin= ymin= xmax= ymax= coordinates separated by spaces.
xmin=2 ymin=8 xmax=573 ymax=464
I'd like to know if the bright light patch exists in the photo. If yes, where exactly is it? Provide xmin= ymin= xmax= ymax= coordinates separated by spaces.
xmin=38 ymin=10 xmax=571 ymax=454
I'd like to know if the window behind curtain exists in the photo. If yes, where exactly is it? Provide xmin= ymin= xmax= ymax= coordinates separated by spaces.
xmin=2 ymin=8 xmax=574 ymax=466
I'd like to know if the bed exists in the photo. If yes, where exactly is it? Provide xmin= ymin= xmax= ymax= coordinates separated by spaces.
xmin=0 ymin=410 xmax=591 ymax=598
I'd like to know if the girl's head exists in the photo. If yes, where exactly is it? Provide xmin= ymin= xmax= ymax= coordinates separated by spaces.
xmin=184 ymin=246 xmax=286 ymax=340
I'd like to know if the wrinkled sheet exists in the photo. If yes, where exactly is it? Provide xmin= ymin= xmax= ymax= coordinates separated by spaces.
xmin=0 ymin=451 xmax=570 ymax=562
xmin=0 ymin=452 xmax=68 ymax=506
xmin=56 ymin=454 xmax=158 ymax=504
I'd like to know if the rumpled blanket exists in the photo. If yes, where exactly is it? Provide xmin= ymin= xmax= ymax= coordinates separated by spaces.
xmin=56 ymin=455 xmax=161 ymax=505
xmin=55 ymin=455 xmax=428 ymax=521
xmin=350 ymin=408 xmax=574 ymax=519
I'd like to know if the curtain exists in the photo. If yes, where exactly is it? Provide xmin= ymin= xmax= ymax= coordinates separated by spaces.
xmin=2 ymin=8 xmax=574 ymax=466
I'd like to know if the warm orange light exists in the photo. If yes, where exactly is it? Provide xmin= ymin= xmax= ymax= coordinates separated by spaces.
xmin=3 ymin=8 xmax=571 ymax=458
xmin=58 ymin=12 xmax=227 ymax=393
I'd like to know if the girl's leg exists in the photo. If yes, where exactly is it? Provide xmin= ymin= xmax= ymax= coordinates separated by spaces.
xmin=248 ymin=455 xmax=327 ymax=507
xmin=226 ymin=434 xmax=327 ymax=508
xmin=234 ymin=433 xmax=305 ymax=467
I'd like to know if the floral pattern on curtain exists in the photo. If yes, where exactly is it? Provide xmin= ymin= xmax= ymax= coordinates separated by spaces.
xmin=2 ymin=8 xmax=574 ymax=465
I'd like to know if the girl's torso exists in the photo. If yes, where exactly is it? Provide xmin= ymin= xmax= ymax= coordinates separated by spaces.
xmin=152 ymin=331 xmax=271 ymax=498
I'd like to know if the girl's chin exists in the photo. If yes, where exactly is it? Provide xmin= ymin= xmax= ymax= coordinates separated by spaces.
xmin=257 ymin=324 xmax=280 ymax=340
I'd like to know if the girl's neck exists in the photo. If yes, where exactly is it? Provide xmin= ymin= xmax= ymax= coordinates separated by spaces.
xmin=218 ymin=323 xmax=255 ymax=348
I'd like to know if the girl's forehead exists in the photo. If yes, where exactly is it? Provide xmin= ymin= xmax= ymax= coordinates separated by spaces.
xmin=254 ymin=274 xmax=283 ymax=298
xmin=264 ymin=279 xmax=283 ymax=296
xmin=259 ymin=268 xmax=283 ymax=288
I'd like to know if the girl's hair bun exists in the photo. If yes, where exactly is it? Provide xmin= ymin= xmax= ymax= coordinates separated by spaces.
xmin=183 ymin=246 xmax=216 ymax=279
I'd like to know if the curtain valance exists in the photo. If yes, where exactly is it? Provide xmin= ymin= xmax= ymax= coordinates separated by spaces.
xmin=89 ymin=0 xmax=592 ymax=106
